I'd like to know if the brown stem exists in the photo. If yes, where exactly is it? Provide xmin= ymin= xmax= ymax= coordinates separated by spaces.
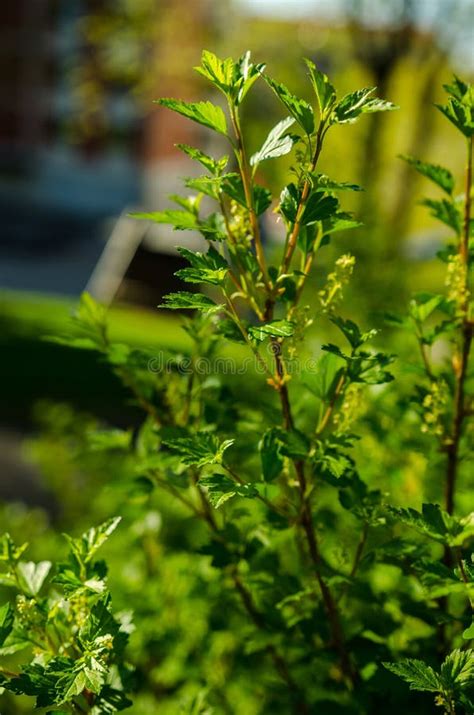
xmin=271 ymin=341 xmax=356 ymax=686
xmin=280 ymin=123 xmax=325 ymax=277
xmin=265 ymin=289 xmax=356 ymax=683
xmin=232 ymin=570 xmax=309 ymax=714
xmin=445 ymin=135 xmax=473 ymax=515
xmin=230 ymin=109 xmax=270 ymax=290
xmin=295 ymin=457 xmax=357 ymax=687
xmin=316 ymin=372 xmax=346 ymax=436
xmin=223 ymin=463 xmax=292 ymax=518
xmin=349 ymin=523 xmax=369 ymax=581
xmin=457 ymin=550 xmax=474 ymax=610
xmin=156 ymin=465 xmax=305 ymax=706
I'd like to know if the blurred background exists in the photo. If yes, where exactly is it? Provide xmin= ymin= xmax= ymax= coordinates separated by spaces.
xmin=0 ymin=0 xmax=472 ymax=496
xmin=0 ymin=4 xmax=473 ymax=712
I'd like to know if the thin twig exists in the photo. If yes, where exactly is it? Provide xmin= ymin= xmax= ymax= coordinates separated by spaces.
xmin=445 ymin=135 xmax=473 ymax=516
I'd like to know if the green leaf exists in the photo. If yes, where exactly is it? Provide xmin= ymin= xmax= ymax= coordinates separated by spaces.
xmin=156 ymin=98 xmax=228 ymax=136
xmin=383 ymin=659 xmax=441 ymax=692
xmin=409 ymin=293 xmax=445 ymax=323
xmin=16 ymin=561 xmax=52 ymax=596
xmin=222 ymin=175 xmax=272 ymax=215
xmin=176 ymin=143 xmax=228 ymax=175
xmin=248 ymin=320 xmax=295 ymax=341
xmin=184 ymin=175 xmax=223 ymax=200
xmin=463 ymin=621 xmax=474 ymax=640
xmin=421 ymin=198 xmax=461 ymax=234
xmin=250 ymin=117 xmax=295 ymax=167
xmin=332 ymin=87 xmax=397 ymax=124
xmin=400 ymin=155 xmax=455 ymax=196
xmin=262 ymin=75 xmax=314 ymax=134
xmin=198 ymin=474 xmax=258 ymax=508
xmin=70 ymin=292 xmax=108 ymax=348
xmin=388 ymin=503 xmax=474 ymax=546
xmin=80 ymin=595 xmax=119 ymax=641
xmin=272 ymin=428 xmax=310 ymax=459
xmin=330 ymin=316 xmax=377 ymax=349
xmin=440 ymin=649 xmax=474 ymax=689
xmin=194 ymin=50 xmax=236 ymax=95
xmin=304 ymin=58 xmax=336 ymax=117
xmin=199 ymin=212 xmax=227 ymax=240
xmin=235 ymin=50 xmax=266 ymax=104
xmin=259 ymin=429 xmax=284 ymax=482
xmin=176 ymin=246 xmax=229 ymax=286
xmin=302 ymin=352 xmax=344 ymax=401
xmin=66 ymin=517 xmax=121 ymax=567
xmin=0 ymin=534 xmax=28 ymax=563
xmin=87 ymin=429 xmax=132 ymax=452
xmin=436 ymin=97 xmax=474 ymax=138
xmin=280 ymin=183 xmax=300 ymax=223
xmin=444 ymin=75 xmax=470 ymax=101
xmin=130 ymin=209 xmax=199 ymax=231
xmin=169 ymin=194 xmax=202 ymax=214
xmin=311 ymin=173 xmax=363 ymax=192
xmin=321 ymin=212 xmax=363 ymax=236
xmin=159 ymin=291 xmax=219 ymax=311
xmin=302 ymin=191 xmax=339 ymax=225
xmin=194 ymin=50 xmax=265 ymax=106
xmin=163 ymin=432 xmax=234 ymax=468
xmin=0 ymin=603 xmax=14 ymax=646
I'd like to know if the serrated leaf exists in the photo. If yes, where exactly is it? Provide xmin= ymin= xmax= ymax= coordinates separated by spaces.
xmin=332 ymin=87 xmax=397 ymax=124
xmin=436 ymin=96 xmax=474 ymax=138
xmin=440 ymin=649 xmax=474 ymax=689
xmin=280 ymin=183 xmax=300 ymax=223
xmin=248 ymin=320 xmax=295 ymax=341
xmin=184 ymin=175 xmax=223 ymax=200
xmin=302 ymin=191 xmax=339 ymax=225
xmin=409 ymin=293 xmax=445 ymax=323
xmin=304 ymin=58 xmax=336 ymax=117
xmin=311 ymin=174 xmax=363 ymax=192
xmin=421 ymin=198 xmax=461 ymax=234
xmin=331 ymin=316 xmax=377 ymax=349
xmin=388 ymin=503 xmax=472 ymax=546
xmin=321 ymin=212 xmax=362 ymax=236
xmin=444 ymin=75 xmax=470 ymax=101
xmin=156 ymin=98 xmax=228 ymax=136
xmin=383 ymin=658 xmax=441 ymax=692
xmin=131 ymin=209 xmax=199 ymax=231
xmin=176 ymin=143 xmax=228 ymax=175
xmin=163 ymin=433 xmax=234 ymax=468
xmin=400 ymin=155 xmax=455 ymax=195
xmin=235 ymin=50 xmax=266 ymax=104
xmin=159 ymin=291 xmax=219 ymax=311
xmin=66 ymin=517 xmax=121 ymax=567
xmin=222 ymin=175 xmax=271 ymax=215
xmin=262 ymin=75 xmax=314 ymax=134
xmin=194 ymin=50 xmax=236 ymax=95
xmin=250 ymin=117 xmax=295 ymax=167
xmin=176 ymin=246 xmax=229 ymax=286
xmin=198 ymin=474 xmax=258 ymax=508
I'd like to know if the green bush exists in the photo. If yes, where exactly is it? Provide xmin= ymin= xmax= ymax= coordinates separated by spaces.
xmin=1 ymin=53 xmax=472 ymax=714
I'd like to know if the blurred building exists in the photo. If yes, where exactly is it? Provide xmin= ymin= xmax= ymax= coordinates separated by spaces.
xmin=0 ymin=0 xmax=211 ymax=301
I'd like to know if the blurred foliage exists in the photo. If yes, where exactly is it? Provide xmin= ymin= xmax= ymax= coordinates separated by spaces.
xmin=1 ymin=51 xmax=472 ymax=713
